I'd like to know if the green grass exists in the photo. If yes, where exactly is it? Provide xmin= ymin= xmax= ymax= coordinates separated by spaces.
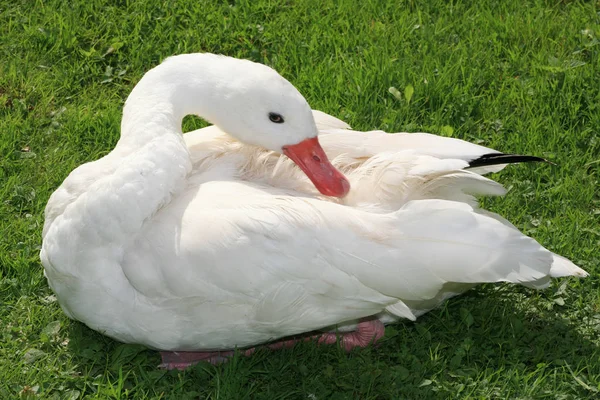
xmin=1 ymin=0 xmax=599 ymax=398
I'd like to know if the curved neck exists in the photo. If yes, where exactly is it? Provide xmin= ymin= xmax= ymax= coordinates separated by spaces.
xmin=119 ymin=54 xmax=228 ymax=147
xmin=46 ymin=56 xmax=236 ymax=248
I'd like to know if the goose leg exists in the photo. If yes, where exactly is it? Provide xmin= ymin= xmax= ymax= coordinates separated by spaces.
xmin=158 ymin=318 xmax=385 ymax=370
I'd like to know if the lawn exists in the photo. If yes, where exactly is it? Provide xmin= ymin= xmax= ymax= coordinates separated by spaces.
xmin=1 ymin=0 xmax=599 ymax=398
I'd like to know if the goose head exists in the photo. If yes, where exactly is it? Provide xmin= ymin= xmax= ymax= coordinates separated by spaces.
xmin=169 ymin=54 xmax=351 ymax=197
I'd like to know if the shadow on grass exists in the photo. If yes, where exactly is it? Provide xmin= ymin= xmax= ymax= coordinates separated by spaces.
xmin=378 ymin=286 xmax=599 ymax=398
xmin=63 ymin=284 xmax=599 ymax=399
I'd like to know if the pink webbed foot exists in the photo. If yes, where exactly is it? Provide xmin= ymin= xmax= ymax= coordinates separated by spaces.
xmin=315 ymin=318 xmax=385 ymax=351
xmin=159 ymin=349 xmax=255 ymax=370
xmin=159 ymin=318 xmax=385 ymax=370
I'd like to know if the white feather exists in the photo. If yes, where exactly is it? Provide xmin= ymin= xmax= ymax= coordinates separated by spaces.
xmin=41 ymin=53 xmax=586 ymax=352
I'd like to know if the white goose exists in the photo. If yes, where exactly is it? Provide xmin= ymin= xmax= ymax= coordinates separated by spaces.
xmin=41 ymin=53 xmax=587 ymax=370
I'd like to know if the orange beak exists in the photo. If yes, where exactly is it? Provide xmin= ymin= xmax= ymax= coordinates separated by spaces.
xmin=282 ymin=137 xmax=350 ymax=198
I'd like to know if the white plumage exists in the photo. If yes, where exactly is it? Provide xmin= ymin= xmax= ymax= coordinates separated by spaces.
xmin=41 ymin=53 xmax=586 ymax=352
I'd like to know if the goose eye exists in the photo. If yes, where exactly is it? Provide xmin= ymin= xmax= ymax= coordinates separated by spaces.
xmin=268 ymin=112 xmax=284 ymax=123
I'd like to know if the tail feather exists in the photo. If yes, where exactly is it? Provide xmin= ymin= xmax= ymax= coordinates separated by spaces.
xmin=549 ymin=254 xmax=588 ymax=278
